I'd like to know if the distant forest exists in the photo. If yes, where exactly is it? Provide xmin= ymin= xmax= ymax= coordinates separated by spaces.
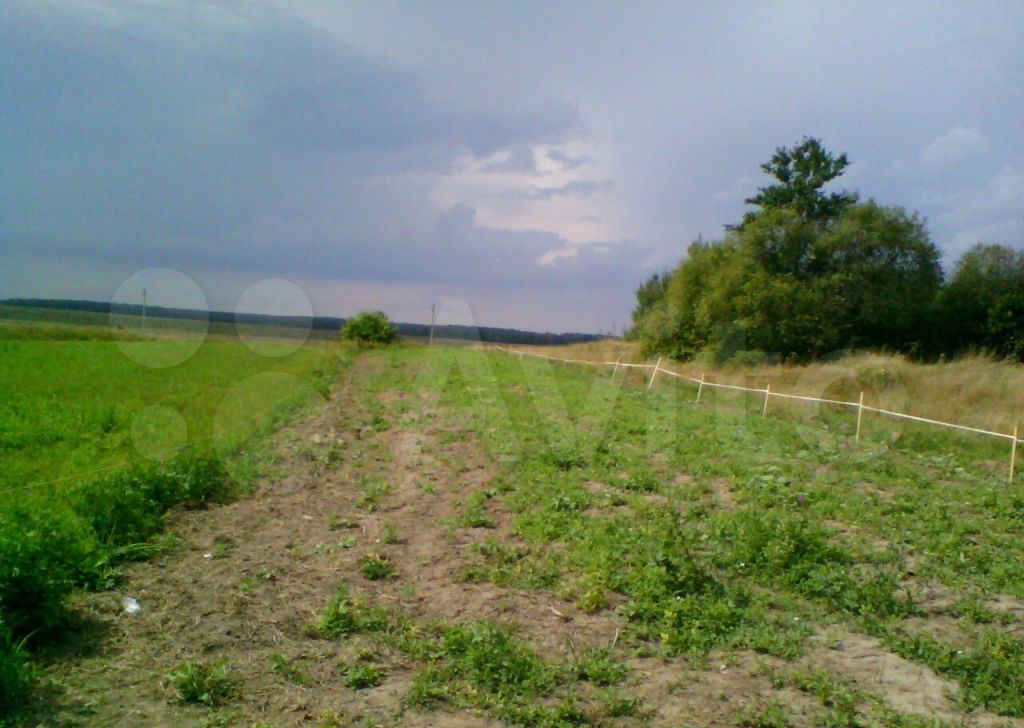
xmin=1 ymin=299 xmax=603 ymax=347
xmin=631 ymin=137 xmax=1024 ymax=363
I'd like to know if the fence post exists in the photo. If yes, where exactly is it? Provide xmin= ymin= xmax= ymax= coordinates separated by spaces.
xmin=647 ymin=357 xmax=662 ymax=391
xmin=762 ymin=384 xmax=770 ymax=418
xmin=696 ymin=373 xmax=705 ymax=403
xmin=611 ymin=355 xmax=621 ymax=383
xmin=1011 ymin=423 xmax=1019 ymax=484
xmin=856 ymin=391 xmax=865 ymax=444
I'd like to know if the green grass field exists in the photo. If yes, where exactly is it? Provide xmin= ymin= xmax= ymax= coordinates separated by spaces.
xmin=304 ymin=346 xmax=1024 ymax=725
xmin=0 ymin=313 xmax=349 ymax=716
xmin=0 ymin=338 xmax=338 ymax=493
xmin=3 ymin=322 xmax=1024 ymax=726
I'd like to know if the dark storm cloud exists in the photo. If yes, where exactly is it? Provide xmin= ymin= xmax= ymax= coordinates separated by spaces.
xmin=0 ymin=1 xmax=611 ymax=296
xmin=2 ymin=1 xmax=1022 ymax=332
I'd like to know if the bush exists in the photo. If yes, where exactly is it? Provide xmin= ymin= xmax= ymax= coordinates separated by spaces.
xmin=0 ymin=621 xmax=32 ymax=715
xmin=341 ymin=311 xmax=398 ymax=345
xmin=69 ymin=451 xmax=231 ymax=549
xmin=0 ymin=452 xmax=230 ymax=642
xmin=0 ymin=497 xmax=99 ymax=635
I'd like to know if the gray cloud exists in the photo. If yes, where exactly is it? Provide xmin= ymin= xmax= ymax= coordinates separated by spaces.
xmin=920 ymin=127 xmax=987 ymax=168
xmin=530 ymin=180 xmax=611 ymax=201
xmin=2 ymin=1 xmax=1023 ymax=332
xmin=480 ymin=146 xmax=539 ymax=174
xmin=547 ymin=149 xmax=589 ymax=170
xmin=0 ymin=2 xmax=616 ymax=304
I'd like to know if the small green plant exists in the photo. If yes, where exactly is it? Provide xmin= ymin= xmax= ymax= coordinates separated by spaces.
xmin=360 ymin=553 xmax=398 ymax=581
xmin=328 ymin=512 xmax=358 ymax=530
xmin=461 ymin=491 xmax=495 ymax=528
xmin=268 ymin=653 xmax=308 ymax=685
xmin=325 ymin=443 xmax=345 ymax=467
xmin=382 ymin=523 xmax=401 ymax=544
xmin=316 ymin=709 xmax=348 ymax=727
xmin=404 ymin=620 xmax=561 ymax=716
xmin=0 ymin=624 xmax=33 ymax=714
xmin=736 ymin=699 xmax=790 ymax=728
xmin=341 ymin=311 xmax=398 ymax=346
xmin=342 ymin=662 xmax=385 ymax=689
xmin=311 ymin=582 xmax=392 ymax=638
xmin=168 ymin=659 xmax=238 ymax=706
xmin=784 ymin=668 xmax=862 ymax=727
xmin=600 ymin=690 xmax=642 ymax=718
xmin=621 ymin=472 xmax=659 ymax=493
xmin=575 ymin=573 xmax=608 ymax=614
xmin=357 ymin=478 xmax=392 ymax=512
xmin=573 ymin=646 xmax=628 ymax=686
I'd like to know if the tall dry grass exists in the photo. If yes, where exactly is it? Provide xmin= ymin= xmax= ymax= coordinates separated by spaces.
xmin=508 ymin=341 xmax=1024 ymax=436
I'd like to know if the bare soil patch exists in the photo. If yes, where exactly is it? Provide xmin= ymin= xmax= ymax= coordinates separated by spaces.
xmin=31 ymin=361 xmax=629 ymax=725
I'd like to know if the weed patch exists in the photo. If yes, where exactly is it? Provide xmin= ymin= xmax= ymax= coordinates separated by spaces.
xmin=0 ymin=623 xmax=32 ymax=715
xmin=341 ymin=662 xmax=385 ymax=689
xmin=571 ymin=647 xmax=628 ymax=686
xmin=405 ymin=620 xmax=561 ymax=714
xmin=310 ymin=582 xmax=394 ymax=638
xmin=168 ymin=659 xmax=238 ymax=707
xmin=360 ymin=553 xmax=398 ymax=581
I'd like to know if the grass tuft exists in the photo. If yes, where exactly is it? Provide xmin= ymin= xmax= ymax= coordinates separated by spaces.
xmin=168 ymin=659 xmax=238 ymax=707
xmin=360 ymin=553 xmax=398 ymax=581
xmin=311 ymin=582 xmax=393 ymax=638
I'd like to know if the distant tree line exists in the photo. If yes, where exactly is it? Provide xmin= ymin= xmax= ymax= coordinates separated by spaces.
xmin=630 ymin=137 xmax=1024 ymax=362
xmin=1 ymin=298 xmax=603 ymax=347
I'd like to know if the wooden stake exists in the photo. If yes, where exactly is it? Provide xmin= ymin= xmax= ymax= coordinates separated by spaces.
xmin=647 ymin=357 xmax=662 ymax=391
xmin=611 ymin=355 xmax=621 ymax=383
xmin=762 ymin=384 xmax=770 ymax=418
xmin=1011 ymin=423 xmax=1018 ymax=484
xmin=696 ymin=373 xmax=705 ymax=403
xmin=856 ymin=391 xmax=865 ymax=444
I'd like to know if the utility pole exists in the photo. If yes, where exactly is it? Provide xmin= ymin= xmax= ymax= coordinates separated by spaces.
xmin=142 ymin=288 xmax=147 ymax=331
xmin=429 ymin=303 xmax=436 ymax=346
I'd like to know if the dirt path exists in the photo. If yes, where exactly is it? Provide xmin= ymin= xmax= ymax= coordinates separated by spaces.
xmin=30 ymin=359 xmax=626 ymax=726
xmin=29 ymin=355 xmax=1024 ymax=727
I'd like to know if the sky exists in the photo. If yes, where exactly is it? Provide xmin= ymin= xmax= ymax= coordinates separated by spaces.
xmin=1 ymin=1 xmax=1022 ymax=333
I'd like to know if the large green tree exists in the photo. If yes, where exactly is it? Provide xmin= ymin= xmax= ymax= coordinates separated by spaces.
xmin=627 ymin=270 xmax=671 ymax=339
xmin=744 ymin=136 xmax=857 ymax=224
xmin=634 ymin=138 xmax=944 ymax=362
xmin=939 ymin=244 xmax=1024 ymax=359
